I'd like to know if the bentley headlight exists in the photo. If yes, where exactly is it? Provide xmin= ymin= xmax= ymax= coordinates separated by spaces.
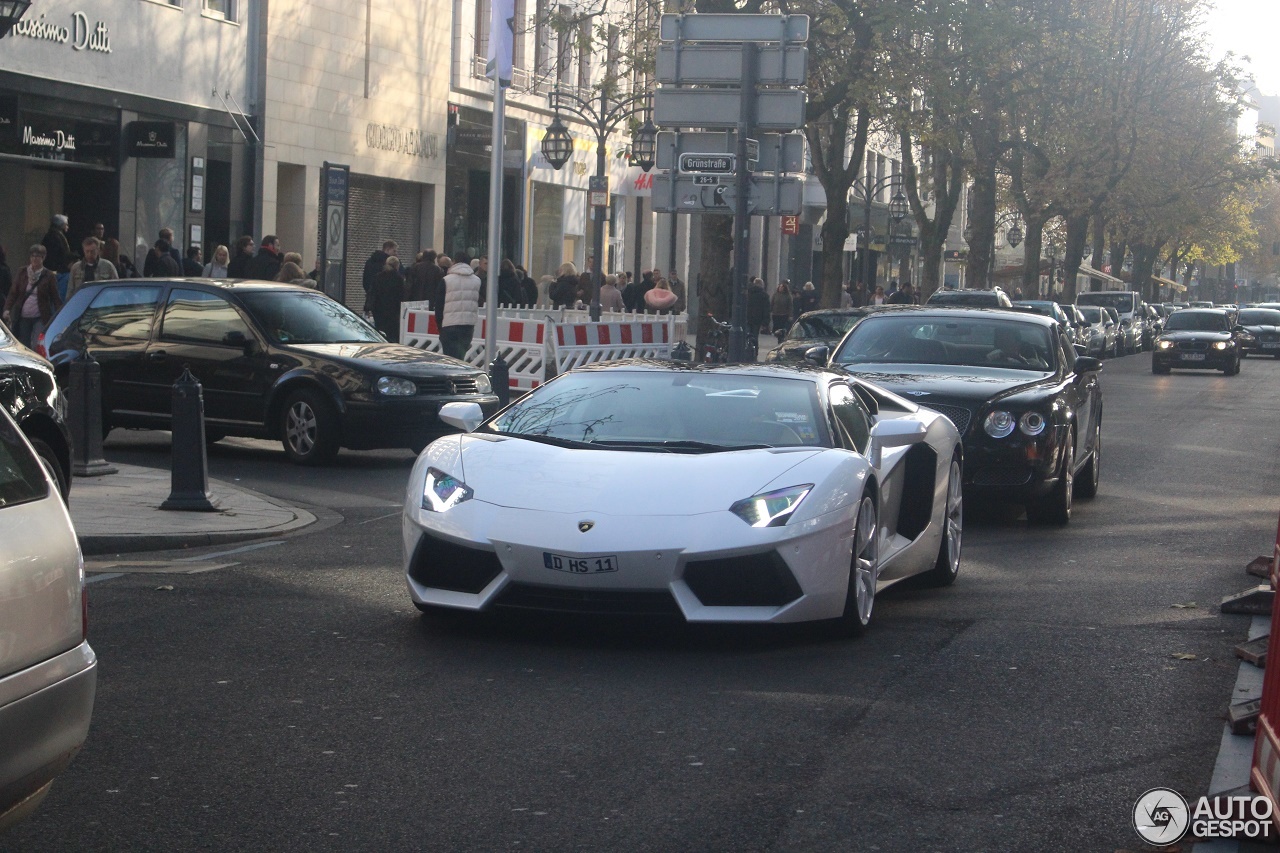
xmin=730 ymin=485 xmax=813 ymax=527
xmin=377 ymin=376 xmax=417 ymax=396
xmin=474 ymin=373 xmax=493 ymax=395
xmin=1212 ymin=341 xmax=1230 ymax=350
xmin=984 ymin=410 xmax=1015 ymax=439
xmin=422 ymin=467 xmax=474 ymax=511
xmin=1018 ymin=411 xmax=1047 ymax=437
xmin=1157 ymin=340 xmax=1174 ymax=350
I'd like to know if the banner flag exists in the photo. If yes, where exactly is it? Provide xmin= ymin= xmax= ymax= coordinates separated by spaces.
xmin=485 ymin=0 xmax=515 ymax=87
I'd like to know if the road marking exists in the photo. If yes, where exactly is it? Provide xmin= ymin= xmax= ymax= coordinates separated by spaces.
xmin=85 ymin=573 xmax=123 ymax=584
xmin=357 ymin=511 xmax=401 ymax=525
xmin=174 ymin=541 xmax=285 ymax=562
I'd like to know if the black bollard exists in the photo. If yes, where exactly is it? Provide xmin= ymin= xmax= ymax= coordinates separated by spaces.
xmin=159 ymin=367 xmax=220 ymax=512
xmin=489 ymin=355 xmax=511 ymax=407
xmin=671 ymin=340 xmax=693 ymax=362
xmin=67 ymin=352 xmax=117 ymax=477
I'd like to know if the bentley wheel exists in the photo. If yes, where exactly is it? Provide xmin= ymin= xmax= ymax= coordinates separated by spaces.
xmin=1027 ymin=430 xmax=1073 ymax=526
xmin=1074 ymin=420 xmax=1101 ymax=500
xmin=925 ymin=457 xmax=963 ymax=587
xmin=839 ymin=495 xmax=879 ymax=636
xmin=280 ymin=389 xmax=340 ymax=465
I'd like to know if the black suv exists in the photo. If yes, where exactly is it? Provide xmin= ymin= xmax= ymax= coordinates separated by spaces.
xmin=0 ymin=322 xmax=72 ymax=498
xmin=40 ymin=279 xmax=501 ymax=464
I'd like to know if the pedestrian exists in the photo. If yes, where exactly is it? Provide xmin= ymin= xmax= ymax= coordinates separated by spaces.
xmin=432 ymin=256 xmax=451 ymax=329
xmin=637 ymin=269 xmax=656 ymax=310
xmin=68 ymin=237 xmax=118 ymax=298
xmin=41 ymin=215 xmax=73 ymax=275
xmin=245 ymin=235 xmax=283 ymax=281
xmin=90 ymin=222 xmax=105 ymax=242
xmin=795 ymin=281 xmax=818 ymax=317
xmin=747 ymin=277 xmax=771 ymax=333
xmin=362 ymin=240 xmax=398 ymax=295
xmin=537 ymin=274 xmax=554 ymax=307
xmin=145 ymin=239 xmax=181 ymax=277
xmin=2 ymin=245 xmax=61 ymax=348
xmin=365 ymin=257 xmax=407 ymax=341
xmin=668 ymin=269 xmax=686 ymax=314
xmin=405 ymin=249 xmax=442 ymax=304
xmin=227 ymin=235 xmax=255 ymax=278
xmin=276 ymin=261 xmax=317 ymax=289
xmin=599 ymin=273 xmax=626 ymax=312
xmin=841 ymin=283 xmax=854 ymax=309
xmin=1013 ymin=287 xmax=1024 ymax=300
xmin=0 ymin=245 xmax=10 ymax=306
xmin=182 ymin=245 xmax=204 ymax=277
xmin=497 ymin=259 xmax=522 ymax=306
xmin=644 ymin=278 xmax=679 ymax=314
xmin=440 ymin=252 xmax=482 ymax=360
xmin=108 ymin=239 xmax=137 ymax=279
xmin=516 ymin=265 xmax=537 ymax=307
xmin=887 ymin=282 xmax=915 ymax=305
xmin=770 ymin=281 xmax=793 ymax=334
xmin=283 ymin=251 xmax=303 ymax=268
xmin=204 ymin=245 xmax=230 ymax=278
xmin=551 ymin=262 xmax=579 ymax=308
xmin=850 ymin=279 xmax=867 ymax=307
xmin=159 ymin=228 xmax=182 ymax=267
xmin=871 ymin=285 xmax=886 ymax=305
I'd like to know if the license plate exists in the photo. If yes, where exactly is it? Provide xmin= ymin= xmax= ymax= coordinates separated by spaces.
xmin=1180 ymin=353 xmax=1205 ymax=361
xmin=1263 ymin=343 xmax=1280 ymax=349
xmin=543 ymin=552 xmax=620 ymax=574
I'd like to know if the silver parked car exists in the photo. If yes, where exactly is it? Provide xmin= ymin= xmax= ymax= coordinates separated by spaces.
xmin=0 ymin=407 xmax=97 ymax=831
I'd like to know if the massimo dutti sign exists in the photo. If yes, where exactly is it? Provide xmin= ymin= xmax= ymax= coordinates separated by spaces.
xmin=11 ymin=11 xmax=111 ymax=53
xmin=127 ymin=121 xmax=175 ymax=158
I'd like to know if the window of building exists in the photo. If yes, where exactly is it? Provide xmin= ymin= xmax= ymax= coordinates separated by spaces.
xmin=475 ymin=0 xmax=491 ymax=61
xmin=534 ymin=0 xmax=552 ymax=78
xmin=203 ymin=0 xmax=236 ymax=20
xmin=512 ymin=0 xmax=526 ymax=72
xmin=576 ymin=18 xmax=591 ymax=90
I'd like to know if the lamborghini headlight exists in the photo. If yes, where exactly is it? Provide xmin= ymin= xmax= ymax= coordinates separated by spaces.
xmin=730 ymin=484 xmax=813 ymax=527
xmin=422 ymin=467 xmax=474 ymax=511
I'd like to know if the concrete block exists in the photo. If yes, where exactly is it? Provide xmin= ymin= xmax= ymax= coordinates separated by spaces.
xmin=1234 ymin=634 xmax=1269 ymax=667
xmin=1221 ymin=586 xmax=1274 ymax=616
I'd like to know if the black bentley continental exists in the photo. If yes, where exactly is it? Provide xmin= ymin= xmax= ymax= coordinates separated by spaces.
xmin=828 ymin=307 xmax=1103 ymax=525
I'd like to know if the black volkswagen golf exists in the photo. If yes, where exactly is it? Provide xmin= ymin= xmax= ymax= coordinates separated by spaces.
xmin=40 ymin=280 xmax=500 ymax=465
xmin=0 ymin=322 xmax=72 ymax=498
xmin=829 ymin=307 xmax=1103 ymax=525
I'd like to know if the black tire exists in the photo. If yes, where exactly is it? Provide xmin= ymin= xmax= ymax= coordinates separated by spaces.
xmin=279 ymin=388 xmax=340 ymax=465
xmin=1152 ymin=360 xmax=1170 ymax=375
xmin=1027 ymin=430 xmax=1073 ymax=526
xmin=29 ymin=437 xmax=69 ymax=502
xmin=924 ymin=456 xmax=963 ymax=587
xmin=1223 ymin=357 xmax=1238 ymax=376
xmin=1074 ymin=420 xmax=1100 ymax=500
xmin=837 ymin=495 xmax=879 ymax=636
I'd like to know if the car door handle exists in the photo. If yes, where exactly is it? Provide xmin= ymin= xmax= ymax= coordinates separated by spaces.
xmin=148 ymin=350 xmax=167 ymax=362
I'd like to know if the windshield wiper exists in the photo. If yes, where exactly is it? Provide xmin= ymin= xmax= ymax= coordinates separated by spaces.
xmin=503 ymin=433 xmax=600 ymax=449
xmin=592 ymin=439 xmax=773 ymax=453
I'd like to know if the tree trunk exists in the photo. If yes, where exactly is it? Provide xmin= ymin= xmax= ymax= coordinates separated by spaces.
xmin=1090 ymin=212 xmax=1106 ymax=274
xmin=695 ymin=216 xmax=733 ymax=353
xmin=1059 ymin=212 xmax=1090 ymax=302
xmin=965 ymin=147 xmax=998 ymax=290
xmin=819 ymin=194 xmax=850 ymax=308
xmin=1020 ymin=214 xmax=1046 ymax=296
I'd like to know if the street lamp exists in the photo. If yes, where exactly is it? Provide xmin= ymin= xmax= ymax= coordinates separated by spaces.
xmin=852 ymin=175 xmax=905 ymax=300
xmin=542 ymin=86 xmax=654 ymax=321
xmin=1006 ymin=223 xmax=1023 ymax=249
xmin=887 ymin=189 xmax=909 ymax=285
xmin=0 ymin=0 xmax=30 ymax=38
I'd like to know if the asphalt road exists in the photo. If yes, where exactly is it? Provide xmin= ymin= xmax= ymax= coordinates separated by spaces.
xmin=6 ymin=350 xmax=1280 ymax=852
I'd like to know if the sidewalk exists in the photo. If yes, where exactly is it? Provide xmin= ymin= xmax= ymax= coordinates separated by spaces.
xmin=69 ymin=464 xmax=316 ymax=555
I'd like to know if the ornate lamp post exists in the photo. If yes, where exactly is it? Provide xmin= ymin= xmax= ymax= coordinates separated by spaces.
xmin=853 ymin=175 xmax=904 ymax=298
xmin=886 ymin=189 xmax=909 ymax=286
xmin=0 ymin=0 xmax=31 ymax=37
xmin=542 ymin=87 xmax=655 ymax=321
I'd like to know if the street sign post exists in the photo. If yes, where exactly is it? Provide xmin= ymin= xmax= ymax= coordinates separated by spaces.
xmin=656 ymin=131 xmax=804 ymax=173
xmin=652 ymin=173 xmax=803 ymax=216
xmin=656 ymin=44 xmax=808 ymax=86
xmin=781 ymin=215 xmax=800 ymax=235
xmin=659 ymin=13 xmax=809 ymax=42
xmin=679 ymin=153 xmax=735 ymax=174
xmin=654 ymin=89 xmax=807 ymax=131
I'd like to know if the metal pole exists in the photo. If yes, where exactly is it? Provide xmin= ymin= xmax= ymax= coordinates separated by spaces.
xmin=590 ymin=89 xmax=607 ymax=322
xmin=484 ymin=82 xmax=505 ymax=366
xmin=729 ymin=43 xmax=757 ymax=362
xmin=861 ymin=183 xmax=872 ymax=298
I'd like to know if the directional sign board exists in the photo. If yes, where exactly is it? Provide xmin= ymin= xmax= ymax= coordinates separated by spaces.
xmin=652 ymin=172 xmax=803 ymax=216
xmin=679 ymin=153 xmax=735 ymax=174
xmin=656 ymin=45 xmax=808 ymax=86
xmin=654 ymin=89 xmax=807 ymax=131
xmin=657 ymin=131 xmax=805 ymax=173
xmin=659 ymin=13 xmax=809 ymax=43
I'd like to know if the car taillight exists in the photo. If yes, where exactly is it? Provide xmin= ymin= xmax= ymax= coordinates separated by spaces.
xmin=34 ymin=332 xmax=47 ymax=359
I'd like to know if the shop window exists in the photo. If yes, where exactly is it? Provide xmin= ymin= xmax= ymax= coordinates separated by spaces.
xmin=203 ymin=0 xmax=236 ymax=20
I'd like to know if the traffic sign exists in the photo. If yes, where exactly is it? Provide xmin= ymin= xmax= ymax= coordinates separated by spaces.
xmin=656 ymin=44 xmax=808 ymax=86
xmin=654 ymin=89 xmax=807 ymax=131
xmin=656 ymin=131 xmax=804 ymax=173
xmin=781 ymin=215 xmax=800 ymax=235
xmin=589 ymin=175 xmax=608 ymax=208
xmin=679 ymin=153 xmax=735 ymax=174
xmin=652 ymin=172 xmax=803 ymax=216
xmin=693 ymin=175 xmax=719 ymax=185
xmin=659 ymin=13 xmax=809 ymax=43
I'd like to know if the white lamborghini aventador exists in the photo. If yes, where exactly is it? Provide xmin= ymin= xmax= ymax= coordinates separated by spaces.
xmin=402 ymin=361 xmax=963 ymax=634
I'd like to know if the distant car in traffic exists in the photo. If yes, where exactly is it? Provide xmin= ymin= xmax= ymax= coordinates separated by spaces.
xmin=0 ymin=322 xmax=72 ymax=499
xmin=764 ymin=308 xmax=885 ymax=364
xmin=0 ymin=406 xmax=96 ymax=832
xmin=1236 ymin=307 xmax=1280 ymax=358
xmin=1076 ymin=306 xmax=1117 ymax=357
xmin=829 ymin=307 xmax=1103 ymax=525
xmin=1077 ymin=291 xmax=1144 ymax=354
xmin=40 ymin=279 xmax=501 ymax=464
xmin=404 ymin=361 xmax=964 ymax=634
xmin=1152 ymin=308 xmax=1241 ymax=375
xmin=1188 ymin=300 xmax=1214 ymax=308
xmin=1013 ymin=301 xmax=1079 ymax=346
xmin=925 ymin=288 xmax=1013 ymax=308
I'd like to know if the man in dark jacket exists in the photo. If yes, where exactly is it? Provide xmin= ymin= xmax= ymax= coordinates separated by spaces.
xmin=146 ymin=239 xmax=181 ymax=278
xmin=227 ymin=236 xmax=255 ymax=278
xmin=886 ymin=282 xmax=916 ymax=305
xmin=405 ymin=250 xmax=443 ymax=304
xmin=245 ymin=235 xmax=283 ymax=281
xmin=42 ymin=215 xmax=73 ymax=274
xmin=362 ymin=240 xmax=398 ymax=295
xmin=747 ymin=278 xmax=771 ymax=333
xmin=182 ymin=245 xmax=204 ymax=276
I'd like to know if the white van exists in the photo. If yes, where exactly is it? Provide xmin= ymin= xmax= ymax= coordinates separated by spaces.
xmin=1077 ymin=291 xmax=1145 ymax=354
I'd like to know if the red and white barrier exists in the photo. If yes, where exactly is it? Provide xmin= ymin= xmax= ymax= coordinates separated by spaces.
xmin=401 ymin=307 xmax=548 ymax=392
xmin=1251 ymin=508 xmax=1280 ymax=831
xmin=551 ymin=321 xmax=674 ymax=373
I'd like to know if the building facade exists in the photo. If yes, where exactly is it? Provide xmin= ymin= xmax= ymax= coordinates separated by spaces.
xmin=0 ymin=0 xmax=256 ymax=273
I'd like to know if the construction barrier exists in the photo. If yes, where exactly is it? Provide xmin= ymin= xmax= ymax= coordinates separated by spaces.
xmin=1250 ymin=509 xmax=1280 ymax=831
xmin=399 ymin=303 xmax=686 ymax=392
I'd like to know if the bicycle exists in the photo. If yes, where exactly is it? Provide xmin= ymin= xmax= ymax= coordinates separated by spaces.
xmin=701 ymin=316 xmax=732 ymax=362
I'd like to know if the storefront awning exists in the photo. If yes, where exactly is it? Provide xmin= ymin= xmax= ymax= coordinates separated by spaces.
xmin=1077 ymin=262 xmax=1125 ymax=286
xmin=1152 ymin=276 xmax=1186 ymax=292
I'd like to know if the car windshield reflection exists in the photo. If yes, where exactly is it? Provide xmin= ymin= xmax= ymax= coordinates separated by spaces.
xmin=239 ymin=292 xmax=384 ymax=344
xmin=485 ymin=371 xmax=829 ymax=450
xmin=835 ymin=316 xmax=1057 ymax=372
xmin=1163 ymin=311 xmax=1228 ymax=332
xmin=1238 ymin=310 xmax=1280 ymax=325
xmin=786 ymin=314 xmax=859 ymax=341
